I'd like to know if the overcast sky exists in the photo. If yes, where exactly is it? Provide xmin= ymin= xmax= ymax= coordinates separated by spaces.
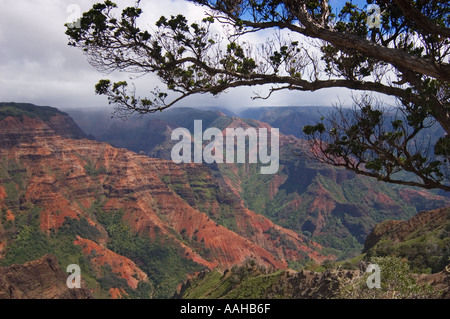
xmin=0 ymin=0 xmax=377 ymax=111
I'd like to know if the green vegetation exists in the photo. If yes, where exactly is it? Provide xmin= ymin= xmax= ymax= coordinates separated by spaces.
xmin=67 ymin=0 xmax=449 ymax=191
xmin=97 ymin=209 xmax=204 ymax=298
xmin=339 ymin=256 xmax=435 ymax=299
xmin=0 ymin=158 xmax=27 ymax=207
xmin=1 ymin=218 xmax=52 ymax=266
xmin=215 ymin=204 xmax=238 ymax=233
xmin=0 ymin=194 xmax=203 ymax=298
xmin=240 ymin=164 xmax=274 ymax=213
xmin=66 ymin=105 xmax=449 ymax=262
xmin=1 ymin=102 xmax=447 ymax=299
xmin=60 ymin=217 xmax=102 ymax=242
xmin=180 ymin=256 xmax=439 ymax=299
xmin=84 ymin=161 xmax=107 ymax=176
xmin=365 ymin=225 xmax=450 ymax=274
xmin=187 ymin=171 xmax=217 ymax=208
xmin=164 ymin=165 xmax=241 ymax=233
xmin=225 ymin=270 xmax=284 ymax=299
xmin=0 ymin=206 xmax=99 ymax=292
xmin=98 ymin=265 xmax=129 ymax=290
xmin=209 ymin=116 xmax=233 ymax=131
xmin=0 ymin=102 xmax=64 ymax=121
xmin=180 ymin=270 xmax=224 ymax=299
xmin=233 ymin=155 xmax=430 ymax=259
xmin=180 ymin=262 xmax=285 ymax=299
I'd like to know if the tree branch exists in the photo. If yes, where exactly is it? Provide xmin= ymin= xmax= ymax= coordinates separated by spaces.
xmin=393 ymin=0 xmax=450 ymax=38
xmin=282 ymin=0 xmax=449 ymax=82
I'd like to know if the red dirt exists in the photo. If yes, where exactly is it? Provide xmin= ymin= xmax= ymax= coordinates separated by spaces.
xmin=74 ymin=236 xmax=148 ymax=289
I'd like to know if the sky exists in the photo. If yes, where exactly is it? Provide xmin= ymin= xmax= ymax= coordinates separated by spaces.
xmin=0 ymin=0 xmax=375 ymax=111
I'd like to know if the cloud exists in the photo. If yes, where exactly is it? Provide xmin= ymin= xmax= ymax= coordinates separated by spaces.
xmin=0 ymin=0 xmax=372 ymax=110
xmin=0 ymin=0 xmax=105 ymax=108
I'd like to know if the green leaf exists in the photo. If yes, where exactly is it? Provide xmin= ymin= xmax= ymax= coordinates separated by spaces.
xmin=95 ymin=79 xmax=111 ymax=95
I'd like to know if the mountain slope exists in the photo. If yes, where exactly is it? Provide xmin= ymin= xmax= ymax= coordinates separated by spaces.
xmin=176 ymin=207 xmax=450 ymax=299
xmin=0 ymin=102 xmax=90 ymax=142
xmin=0 ymin=103 xmax=327 ymax=298
xmin=237 ymin=106 xmax=330 ymax=138
xmin=65 ymin=106 xmax=450 ymax=259
xmin=364 ymin=207 xmax=450 ymax=273
xmin=0 ymin=254 xmax=92 ymax=299
xmin=175 ymin=257 xmax=450 ymax=299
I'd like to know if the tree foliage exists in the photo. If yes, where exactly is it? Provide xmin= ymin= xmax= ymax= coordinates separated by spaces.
xmin=339 ymin=256 xmax=436 ymax=299
xmin=66 ymin=0 xmax=449 ymax=190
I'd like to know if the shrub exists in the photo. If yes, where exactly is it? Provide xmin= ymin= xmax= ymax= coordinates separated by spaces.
xmin=340 ymin=256 xmax=435 ymax=299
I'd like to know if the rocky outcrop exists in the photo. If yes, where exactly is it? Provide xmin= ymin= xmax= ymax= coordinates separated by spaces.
xmin=0 ymin=254 xmax=92 ymax=299
xmin=265 ymin=269 xmax=362 ymax=299
xmin=177 ymin=205 xmax=450 ymax=299
xmin=175 ymin=267 xmax=363 ymax=299
xmin=364 ymin=207 xmax=450 ymax=252
xmin=417 ymin=265 xmax=450 ymax=299
xmin=0 ymin=112 xmax=89 ymax=151
xmin=46 ymin=113 xmax=90 ymax=140
xmin=177 ymin=262 xmax=450 ymax=299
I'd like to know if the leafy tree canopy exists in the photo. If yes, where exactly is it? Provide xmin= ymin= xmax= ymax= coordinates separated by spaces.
xmin=66 ymin=0 xmax=449 ymax=191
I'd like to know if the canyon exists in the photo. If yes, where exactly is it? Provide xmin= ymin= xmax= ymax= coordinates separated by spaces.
xmin=0 ymin=103 xmax=326 ymax=298
xmin=0 ymin=102 xmax=448 ymax=299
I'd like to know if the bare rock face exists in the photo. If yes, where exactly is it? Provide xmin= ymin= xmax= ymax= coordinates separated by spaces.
xmin=417 ymin=265 xmax=450 ymax=299
xmin=0 ymin=254 xmax=92 ymax=299
xmin=0 ymin=112 xmax=90 ymax=151
xmin=272 ymin=267 xmax=450 ymax=299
